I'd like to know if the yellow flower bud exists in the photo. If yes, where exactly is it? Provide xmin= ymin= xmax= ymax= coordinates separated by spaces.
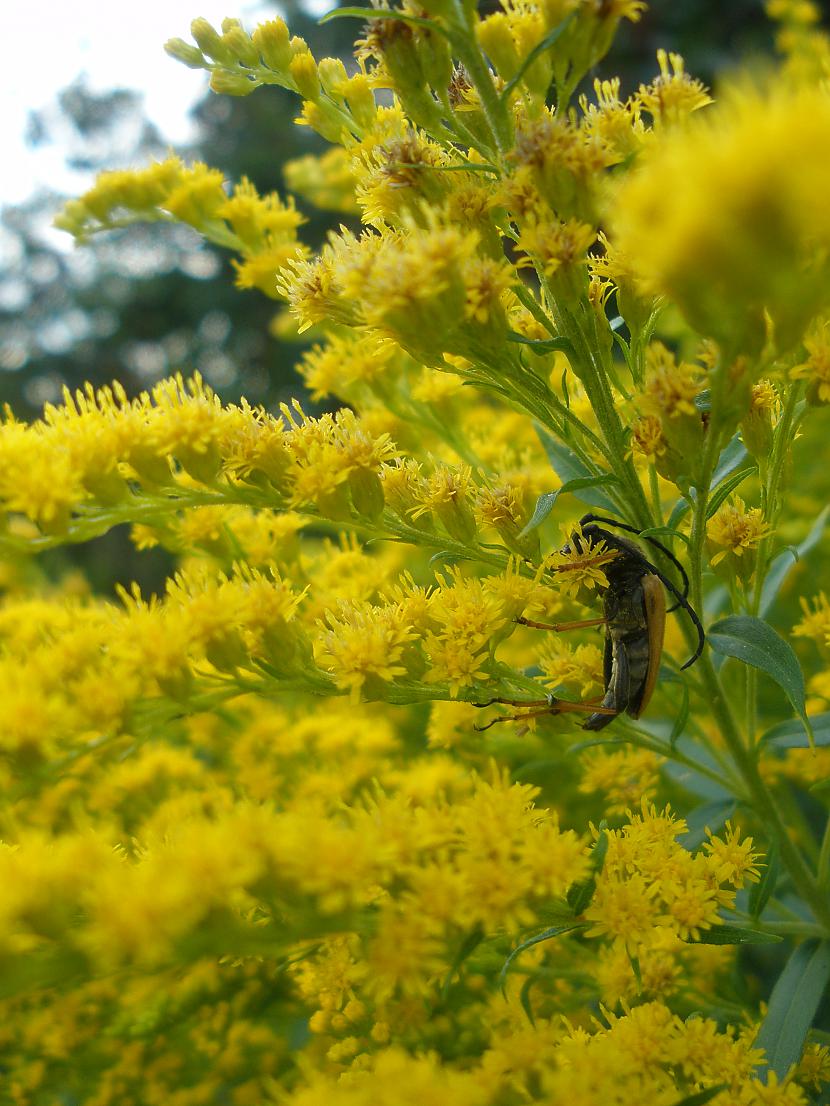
xmin=209 ymin=69 xmax=256 ymax=97
xmin=220 ymin=25 xmax=259 ymax=69
xmin=163 ymin=37 xmax=206 ymax=70
xmin=252 ymin=19 xmax=291 ymax=71
xmin=190 ymin=18 xmax=233 ymax=63
xmin=289 ymin=52 xmax=321 ymax=101
xmin=317 ymin=57 xmax=349 ymax=98
xmin=477 ymin=13 xmax=521 ymax=81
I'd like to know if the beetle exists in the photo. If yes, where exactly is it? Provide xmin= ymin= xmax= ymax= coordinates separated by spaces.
xmin=475 ymin=513 xmax=705 ymax=731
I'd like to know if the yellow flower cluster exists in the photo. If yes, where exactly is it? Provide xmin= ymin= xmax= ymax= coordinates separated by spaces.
xmin=7 ymin=2 xmax=830 ymax=1103
xmin=707 ymin=496 xmax=773 ymax=574
xmin=611 ymin=84 xmax=830 ymax=353
xmin=55 ymin=158 xmax=306 ymax=297
xmin=0 ymin=374 xmax=405 ymax=539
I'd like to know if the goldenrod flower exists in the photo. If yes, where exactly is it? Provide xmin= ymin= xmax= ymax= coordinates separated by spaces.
xmin=544 ymin=522 xmax=617 ymax=597
xmin=794 ymin=592 xmax=830 ymax=646
xmin=635 ymin=50 xmax=713 ymax=127
xmin=707 ymin=496 xmax=773 ymax=568
xmin=791 ymin=318 xmax=830 ymax=404
xmin=611 ymin=84 xmax=830 ymax=350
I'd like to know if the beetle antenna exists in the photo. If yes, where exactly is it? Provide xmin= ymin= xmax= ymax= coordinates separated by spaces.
xmin=578 ymin=513 xmax=690 ymax=606
xmin=651 ymin=569 xmax=705 ymax=669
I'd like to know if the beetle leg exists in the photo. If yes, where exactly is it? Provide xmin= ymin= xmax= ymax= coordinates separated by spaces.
xmin=473 ymin=694 xmax=616 ymax=731
xmin=515 ymin=616 xmax=607 ymax=632
xmin=475 ymin=705 xmax=565 ymax=732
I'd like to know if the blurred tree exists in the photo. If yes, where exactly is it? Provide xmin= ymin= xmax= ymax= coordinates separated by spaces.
xmin=0 ymin=0 xmax=778 ymax=592
xmin=0 ymin=2 xmax=355 ymax=422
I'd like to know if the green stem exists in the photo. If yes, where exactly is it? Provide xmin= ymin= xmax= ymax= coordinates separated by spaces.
xmin=818 ymin=818 xmax=830 ymax=892
xmin=749 ymin=382 xmax=804 ymax=617
xmin=535 ymin=276 xmax=652 ymax=527
xmin=449 ymin=20 xmax=512 ymax=155
xmin=688 ymin=420 xmax=830 ymax=933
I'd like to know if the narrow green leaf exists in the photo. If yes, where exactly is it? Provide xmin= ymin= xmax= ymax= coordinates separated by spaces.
xmin=429 ymin=550 xmax=469 ymax=567
xmin=711 ymin=434 xmax=748 ymax=487
xmin=671 ymin=1085 xmax=728 ymax=1106
xmin=567 ymin=827 xmax=609 ymax=915
xmin=705 ymin=463 xmax=757 ymax=521
xmin=498 ymin=923 xmax=586 ymax=992
xmin=685 ymin=924 xmax=782 ymax=946
xmin=519 ymin=976 xmax=537 ymax=1025
xmin=708 ymin=615 xmax=814 ymax=747
xmin=762 ymin=712 xmax=830 ymax=747
xmin=680 ymin=799 xmax=736 ymax=851
xmin=321 ymin=6 xmax=447 ymax=33
xmin=441 ymin=925 xmax=485 ymax=998
xmin=755 ymin=939 xmax=830 ymax=1080
xmin=638 ymin=525 xmax=691 ymax=547
xmin=519 ymin=475 xmax=620 ymax=537
xmin=629 ymin=950 xmax=643 ymax=994
xmin=520 ymin=491 xmax=559 ymax=537
xmin=499 ymin=12 xmax=575 ymax=101
xmin=760 ymin=505 xmax=830 ymax=616
xmin=748 ymin=840 xmax=779 ymax=920
xmin=508 ymin=330 xmax=574 ymax=356
xmin=535 ymin=429 xmax=619 ymax=513
xmin=669 ymin=682 xmax=690 ymax=749
xmin=667 ymin=496 xmax=693 ymax=531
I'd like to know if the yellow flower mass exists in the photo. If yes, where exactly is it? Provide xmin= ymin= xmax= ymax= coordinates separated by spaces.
xmin=3 ymin=1 xmax=830 ymax=1103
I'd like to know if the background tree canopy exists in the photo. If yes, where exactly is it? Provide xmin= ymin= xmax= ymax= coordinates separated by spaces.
xmin=0 ymin=0 xmax=775 ymax=591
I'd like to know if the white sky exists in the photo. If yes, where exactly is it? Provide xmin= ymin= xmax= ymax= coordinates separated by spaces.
xmin=0 ymin=0 xmax=279 ymax=208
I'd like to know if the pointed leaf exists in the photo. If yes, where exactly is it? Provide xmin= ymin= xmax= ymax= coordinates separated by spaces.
xmin=498 ymin=923 xmax=586 ymax=991
xmin=762 ymin=712 xmax=830 ymax=748
xmin=706 ymin=463 xmax=757 ymax=520
xmin=629 ymin=950 xmax=643 ymax=994
xmin=429 ymin=550 xmax=469 ymax=567
xmin=535 ymin=429 xmax=619 ymax=512
xmin=708 ymin=615 xmax=814 ymax=747
xmin=519 ymin=976 xmax=537 ymax=1025
xmin=669 ymin=682 xmax=690 ymax=748
xmin=441 ymin=925 xmax=484 ymax=998
xmin=321 ymin=6 xmax=448 ymax=32
xmin=748 ymin=840 xmax=780 ymax=920
xmin=680 ymin=799 xmax=736 ymax=851
xmin=760 ymin=505 xmax=830 ymax=616
xmin=499 ymin=11 xmax=576 ymax=100
xmin=685 ymin=924 xmax=782 ymax=946
xmin=638 ymin=525 xmax=690 ymax=547
xmin=519 ymin=476 xmax=620 ymax=537
xmin=755 ymin=939 xmax=830 ymax=1080
xmin=508 ymin=330 xmax=574 ymax=356
xmin=668 ymin=496 xmax=693 ymax=531
xmin=711 ymin=434 xmax=748 ymax=487
xmin=567 ymin=827 xmax=608 ymax=915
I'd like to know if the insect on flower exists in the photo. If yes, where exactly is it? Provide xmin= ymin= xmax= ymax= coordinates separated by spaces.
xmin=476 ymin=514 xmax=705 ymax=731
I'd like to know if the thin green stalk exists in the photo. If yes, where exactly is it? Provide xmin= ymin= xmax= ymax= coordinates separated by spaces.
xmin=818 ymin=817 xmax=830 ymax=892
xmin=745 ymin=384 xmax=803 ymax=746
xmin=448 ymin=15 xmax=512 ymax=155
xmin=536 ymin=278 xmax=653 ymax=528
xmin=688 ymin=420 xmax=830 ymax=933
xmin=649 ymin=465 xmax=662 ymax=521
xmin=749 ymin=382 xmax=804 ymax=617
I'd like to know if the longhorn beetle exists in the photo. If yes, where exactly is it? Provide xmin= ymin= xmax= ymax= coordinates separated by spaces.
xmin=476 ymin=514 xmax=705 ymax=731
